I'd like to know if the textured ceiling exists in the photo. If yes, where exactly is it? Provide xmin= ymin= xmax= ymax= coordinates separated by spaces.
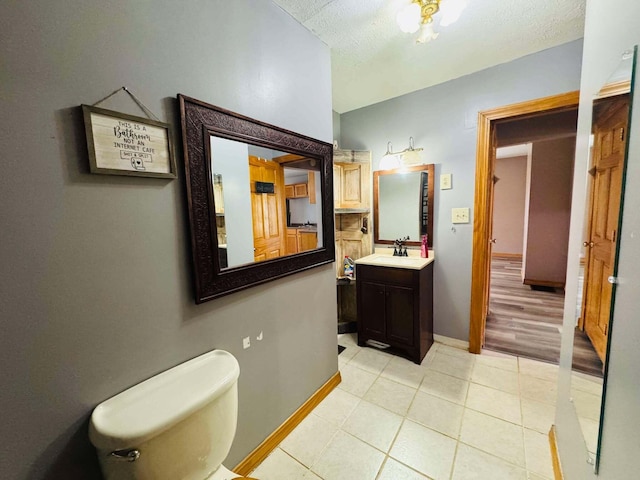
xmin=273 ymin=0 xmax=586 ymax=113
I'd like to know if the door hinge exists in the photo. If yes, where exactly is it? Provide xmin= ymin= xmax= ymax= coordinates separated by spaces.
xmin=620 ymin=127 xmax=626 ymax=142
xmin=605 ymin=323 xmax=609 ymax=336
xmin=612 ymin=229 xmax=617 ymax=243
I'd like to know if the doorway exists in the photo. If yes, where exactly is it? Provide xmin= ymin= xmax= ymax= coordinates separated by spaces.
xmin=469 ymin=92 xmax=580 ymax=354
xmin=483 ymin=110 xmax=584 ymax=366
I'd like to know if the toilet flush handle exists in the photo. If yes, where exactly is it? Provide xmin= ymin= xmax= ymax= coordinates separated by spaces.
xmin=110 ymin=449 xmax=140 ymax=462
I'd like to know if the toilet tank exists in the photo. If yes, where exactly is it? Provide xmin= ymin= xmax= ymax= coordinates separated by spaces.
xmin=89 ymin=350 xmax=240 ymax=480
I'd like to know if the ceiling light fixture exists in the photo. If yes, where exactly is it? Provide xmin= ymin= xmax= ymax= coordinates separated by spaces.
xmin=396 ymin=0 xmax=467 ymax=44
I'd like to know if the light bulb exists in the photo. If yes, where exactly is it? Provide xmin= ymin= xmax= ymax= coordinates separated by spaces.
xmin=397 ymin=2 xmax=421 ymax=34
xmin=439 ymin=0 xmax=468 ymax=27
xmin=379 ymin=154 xmax=401 ymax=170
xmin=416 ymin=22 xmax=439 ymax=44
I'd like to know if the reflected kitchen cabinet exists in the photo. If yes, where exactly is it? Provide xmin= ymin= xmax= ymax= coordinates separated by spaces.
xmin=286 ymin=228 xmax=318 ymax=254
xmin=285 ymin=171 xmax=316 ymax=203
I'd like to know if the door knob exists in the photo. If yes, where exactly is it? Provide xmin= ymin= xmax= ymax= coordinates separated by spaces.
xmin=583 ymin=241 xmax=594 ymax=247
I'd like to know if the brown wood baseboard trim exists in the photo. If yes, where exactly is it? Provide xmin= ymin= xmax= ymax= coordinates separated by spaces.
xmin=234 ymin=370 xmax=342 ymax=476
xmin=491 ymin=253 xmax=523 ymax=260
xmin=549 ymin=425 xmax=564 ymax=480
xmin=523 ymin=278 xmax=565 ymax=288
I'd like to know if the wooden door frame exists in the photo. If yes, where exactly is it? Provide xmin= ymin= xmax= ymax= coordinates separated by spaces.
xmin=469 ymin=91 xmax=580 ymax=354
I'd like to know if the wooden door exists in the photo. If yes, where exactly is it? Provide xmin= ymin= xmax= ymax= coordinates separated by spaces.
xmin=335 ymin=214 xmax=370 ymax=276
xmin=484 ymin=145 xmax=498 ymax=320
xmin=333 ymin=164 xmax=343 ymax=210
xmin=480 ymin=127 xmax=498 ymax=342
xmin=582 ymin=95 xmax=629 ymax=363
xmin=249 ymin=156 xmax=286 ymax=262
xmin=334 ymin=161 xmax=371 ymax=209
xmin=334 ymin=150 xmax=372 ymax=276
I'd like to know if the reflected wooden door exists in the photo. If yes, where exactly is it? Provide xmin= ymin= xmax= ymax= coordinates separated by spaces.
xmin=249 ymin=156 xmax=285 ymax=262
xmin=582 ymin=94 xmax=629 ymax=363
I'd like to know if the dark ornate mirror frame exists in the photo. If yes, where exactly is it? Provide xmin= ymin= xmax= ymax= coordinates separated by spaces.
xmin=179 ymin=94 xmax=335 ymax=303
xmin=373 ymin=164 xmax=435 ymax=247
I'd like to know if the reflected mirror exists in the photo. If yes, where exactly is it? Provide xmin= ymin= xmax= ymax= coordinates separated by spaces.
xmin=179 ymin=95 xmax=335 ymax=303
xmin=373 ymin=164 xmax=435 ymax=247
xmin=570 ymin=46 xmax=637 ymax=471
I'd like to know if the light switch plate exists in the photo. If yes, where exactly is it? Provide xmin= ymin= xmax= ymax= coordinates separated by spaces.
xmin=452 ymin=207 xmax=470 ymax=224
xmin=440 ymin=173 xmax=452 ymax=190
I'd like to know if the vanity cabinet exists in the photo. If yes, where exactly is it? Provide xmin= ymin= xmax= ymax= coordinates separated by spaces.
xmin=356 ymin=261 xmax=434 ymax=364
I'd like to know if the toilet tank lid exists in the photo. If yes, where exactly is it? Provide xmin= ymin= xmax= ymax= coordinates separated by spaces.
xmin=89 ymin=349 xmax=239 ymax=450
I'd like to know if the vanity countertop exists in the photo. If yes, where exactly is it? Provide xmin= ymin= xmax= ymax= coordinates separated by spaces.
xmin=288 ymin=223 xmax=317 ymax=232
xmin=355 ymin=252 xmax=435 ymax=270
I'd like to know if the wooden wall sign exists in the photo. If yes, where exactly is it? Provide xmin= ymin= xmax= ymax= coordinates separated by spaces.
xmin=82 ymin=105 xmax=176 ymax=178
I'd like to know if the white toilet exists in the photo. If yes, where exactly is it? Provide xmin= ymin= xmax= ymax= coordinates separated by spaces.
xmin=89 ymin=350 xmax=257 ymax=480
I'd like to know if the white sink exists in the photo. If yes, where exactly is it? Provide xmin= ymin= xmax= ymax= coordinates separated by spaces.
xmin=355 ymin=253 xmax=434 ymax=270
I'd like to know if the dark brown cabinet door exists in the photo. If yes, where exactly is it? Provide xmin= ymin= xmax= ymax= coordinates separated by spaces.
xmin=360 ymin=281 xmax=386 ymax=339
xmin=385 ymin=285 xmax=415 ymax=346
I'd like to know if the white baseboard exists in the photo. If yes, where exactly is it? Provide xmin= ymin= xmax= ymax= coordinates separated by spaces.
xmin=434 ymin=334 xmax=470 ymax=351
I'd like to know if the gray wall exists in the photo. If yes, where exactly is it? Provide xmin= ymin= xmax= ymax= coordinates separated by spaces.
xmin=493 ymin=156 xmax=527 ymax=256
xmin=210 ymin=137 xmax=254 ymax=266
xmin=0 ymin=1 xmax=336 ymax=479
xmin=340 ymin=40 xmax=583 ymax=340
xmin=524 ymin=137 xmax=575 ymax=285
xmin=555 ymin=0 xmax=640 ymax=478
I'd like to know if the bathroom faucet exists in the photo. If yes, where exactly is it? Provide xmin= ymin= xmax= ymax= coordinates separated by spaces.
xmin=393 ymin=236 xmax=410 ymax=256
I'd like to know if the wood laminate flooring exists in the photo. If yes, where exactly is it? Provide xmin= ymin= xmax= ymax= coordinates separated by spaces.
xmin=484 ymin=256 xmax=602 ymax=377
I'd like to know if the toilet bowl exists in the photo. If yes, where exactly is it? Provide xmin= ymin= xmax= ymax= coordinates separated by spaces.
xmin=89 ymin=350 xmax=257 ymax=480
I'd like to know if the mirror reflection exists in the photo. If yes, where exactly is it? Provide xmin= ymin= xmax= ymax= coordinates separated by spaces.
xmin=373 ymin=164 xmax=435 ymax=247
xmin=571 ymin=46 xmax=636 ymax=469
xmin=210 ymin=137 xmax=323 ymax=269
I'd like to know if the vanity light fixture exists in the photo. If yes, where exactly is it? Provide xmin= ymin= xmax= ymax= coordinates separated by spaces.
xmin=379 ymin=138 xmax=424 ymax=170
xmin=379 ymin=142 xmax=401 ymax=170
xmin=396 ymin=0 xmax=468 ymax=44
xmin=399 ymin=136 xmax=424 ymax=165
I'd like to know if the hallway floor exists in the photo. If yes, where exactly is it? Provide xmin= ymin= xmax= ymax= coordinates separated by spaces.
xmin=250 ymin=334 xmax=567 ymax=480
xmin=485 ymin=256 xmax=602 ymax=376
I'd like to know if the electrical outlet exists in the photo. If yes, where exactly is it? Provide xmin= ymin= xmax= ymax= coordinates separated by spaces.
xmin=440 ymin=173 xmax=452 ymax=190
xmin=243 ymin=336 xmax=251 ymax=349
xmin=452 ymin=207 xmax=470 ymax=224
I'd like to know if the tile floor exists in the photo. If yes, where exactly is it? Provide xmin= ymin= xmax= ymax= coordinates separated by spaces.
xmin=251 ymin=334 xmax=562 ymax=480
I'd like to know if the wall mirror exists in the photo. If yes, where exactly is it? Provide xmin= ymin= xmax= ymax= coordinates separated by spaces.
xmin=179 ymin=94 xmax=335 ymax=303
xmin=373 ymin=164 xmax=434 ymax=247
xmin=570 ymin=45 xmax=637 ymax=472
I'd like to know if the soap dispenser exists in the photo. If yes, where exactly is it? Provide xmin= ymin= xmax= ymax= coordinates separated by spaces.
xmin=421 ymin=234 xmax=429 ymax=258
